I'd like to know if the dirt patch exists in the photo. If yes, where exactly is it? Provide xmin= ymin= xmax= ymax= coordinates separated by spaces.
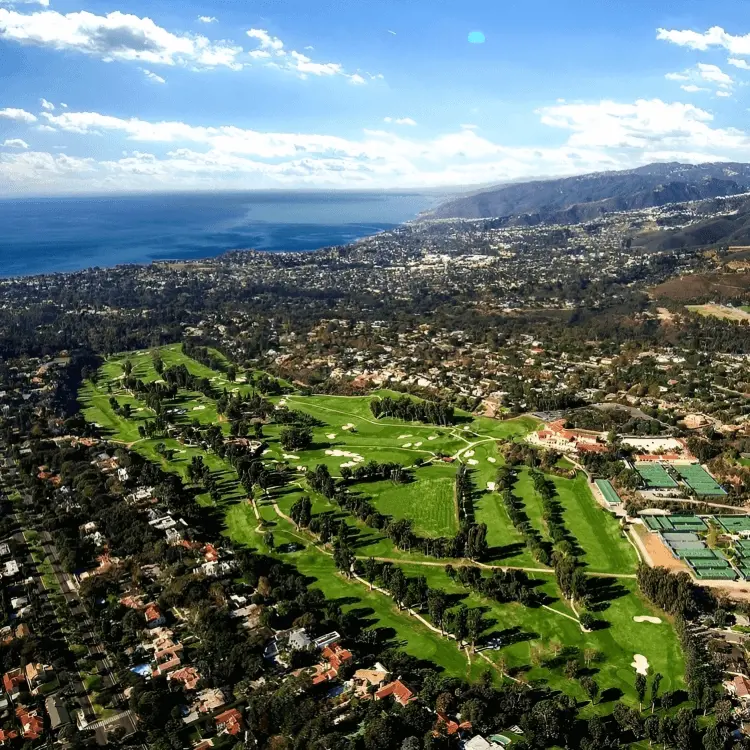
xmin=651 ymin=271 xmax=750 ymax=303
xmin=635 ymin=526 xmax=688 ymax=572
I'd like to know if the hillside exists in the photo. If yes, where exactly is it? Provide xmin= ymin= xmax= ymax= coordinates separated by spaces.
xmin=429 ymin=162 xmax=750 ymax=222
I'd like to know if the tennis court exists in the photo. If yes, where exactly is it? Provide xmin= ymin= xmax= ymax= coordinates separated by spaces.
xmin=674 ymin=465 xmax=726 ymax=496
xmin=594 ymin=479 xmax=621 ymax=506
xmin=693 ymin=568 xmax=737 ymax=580
xmin=635 ymin=462 xmax=678 ymax=489
xmin=716 ymin=516 xmax=750 ymax=533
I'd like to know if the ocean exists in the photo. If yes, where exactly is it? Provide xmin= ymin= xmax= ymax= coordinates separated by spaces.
xmin=0 ymin=190 xmax=443 ymax=278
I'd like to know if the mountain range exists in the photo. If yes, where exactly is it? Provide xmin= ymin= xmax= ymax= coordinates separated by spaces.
xmin=430 ymin=162 xmax=750 ymax=224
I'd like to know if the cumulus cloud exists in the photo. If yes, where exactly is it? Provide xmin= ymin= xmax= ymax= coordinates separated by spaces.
xmin=537 ymin=98 xmax=750 ymax=151
xmin=0 ymin=107 xmax=37 ymax=122
xmin=246 ymin=27 xmax=377 ymax=83
xmin=7 ymin=97 xmax=750 ymax=195
xmin=39 ymin=97 xmax=54 ymax=110
xmin=657 ymin=25 xmax=750 ymax=55
xmin=666 ymin=63 xmax=733 ymax=94
xmin=197 ymin=16 xmax=217 ymax=24
xmin=384 ymin=117 xmax=417 ymax=126
xmin=0 ymin=0 xmax=49 ymax=5
xmin=141 ymin=68 xmax=166 ymax=84
xmin=2 ymin=138 xmax=29 ymax=148
xmin=729 ymin=57 xmax=750 ymax=70
xmin=0 ymin=8 xmax=244 ymax=69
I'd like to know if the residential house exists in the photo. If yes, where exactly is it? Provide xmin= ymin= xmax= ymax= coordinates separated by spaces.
xmin=16 ymin=706 xmax=43 ymax=741
xmin=144 ymin=604 xmax=166 ymax=629
xmin=25 ymin=663 xmax=52 ymax=695
xmin=215 ymin=708 xmax=243 ymax=736
xmin=375 ymin=679 xmax=415 ymax=706
xmin=168 ymin=667 xmax=201 ymax=691
xmin=45 ymin=695 xmax=71 ymax=730
xmin=2 ymin=669 xmax=25 ymax=701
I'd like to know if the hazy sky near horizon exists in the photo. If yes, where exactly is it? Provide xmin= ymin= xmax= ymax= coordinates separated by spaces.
xmin=3 ymin=0 xmax=750 ymax=195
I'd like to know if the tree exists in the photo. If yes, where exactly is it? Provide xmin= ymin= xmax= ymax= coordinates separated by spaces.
xmin=263 ymin=531 xmax=274 ymax=550
xmin=580 ymin=676 xmax=599 ymax=705
xmin=466 ymin=608 xmax=483 ymax=651
xmin=635 ymin=673 xmax=647 ymax=710
xmin=650 ymin=672 xmax=663 ymax=712
xmin=363 ymin=557 xmax=379 ymax=590
xmin=280 ymin=426 xmax=313 ymax=452
xmin=427 ymin=589 xmax=448 ymax=633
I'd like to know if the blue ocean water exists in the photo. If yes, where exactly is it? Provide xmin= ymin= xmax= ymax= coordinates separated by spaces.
xmin=0 ymin=190 xmax=443 ymax=278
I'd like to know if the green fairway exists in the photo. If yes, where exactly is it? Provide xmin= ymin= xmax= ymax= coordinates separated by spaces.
xmin=367 ymin=464 xmax=459 ymax=538
xmin=78 ymin=345 xmax=684 ymax=703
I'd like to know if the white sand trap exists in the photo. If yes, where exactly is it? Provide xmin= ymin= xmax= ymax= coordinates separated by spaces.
xmin=325 ymin=449 xmax=363 ymax=463
xmin=263 ymin=449 xmax=272 ymax=455
xmin=414 ymin=442 xmax=423 ymax=447
xmin=193 ymin=405 xmax=206 ymax=411
xmin=278 ymin=399 xmax=287 ymax=406
xmin=487 ymin=482 xmax=497 ymax=491
xmin=467 ymin=459 xmax=479 ymax=466
xmin=154 ymin=379 xmax=165 ymax=384
xmin=340 ymin=461 xmax=357 ymax=469
xmin=342 ymin=423 xmax=356 ymax=431
xmin=402 ymin=443 xmax=412 ymax=448
xmin=462 ymin=425 xmax=470 ymax=431
xmin=428 ymin=436 xmax=438 ymax=441
xmin=631 ymin=655 xmax=649 ymax=675
xmin=465 ymin=450 xmax=475 ymax=457
xmin=282 ymin=454 xmax=300 ymax=460
xmin=633 ymin=616 xmax=662 ymax=624
xmin=296 ymin=466 xmax=307 ymax=472
xmin=398 ymin=434 xmax=412 ymax=439
xmin=326 ymin=433 xmax=337 ymax=440
xmin=487 ymin=457 xmax=496 ymax=463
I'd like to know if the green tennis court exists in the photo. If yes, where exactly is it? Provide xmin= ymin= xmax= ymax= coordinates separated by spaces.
xmin=635 ymin=462 xmax=678 ymax=489
xmin=595 ymin=479 xmax=621 ymax=506
xmin=674 ymin=465 xmax=726 ymax=496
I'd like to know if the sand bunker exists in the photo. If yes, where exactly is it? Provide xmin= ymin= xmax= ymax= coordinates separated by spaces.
xmin=278 ymin=399 xmax=287 ymax=406
xmin=428 ymin=436 xmax=437 ymax=441
xmin=326 ymin=433 xmax=337 ymax=440
xmin=262 ymin=449 xmax=272 ymax=455
xmin=193 ymin=405 xmax=206 ymax=411
xmin=398 ymin=434 xmax=412 ymax=439
xmin=633 ymin=616 xmax=662 ymax=624
xmin=342 ymin=423 xmax=355 ymax=431
xmin=465 ymin=450 xmax=475 ymax=457
xmin=326 ymin=449 xmax=363 ymax=463
xmin=631 ymin=655 xmax=649 ymax=675
xmin=402 ymin=443 xmax=412 ymax=448
xmin=340 ymin=461 xmax=358 ymax=469
xmin=414 ymin=442 xmax=423 ymax=447
xmin=467 ymin=459 xmax=479 ymax=466
xmin=487 ymin=457 xmax=496 ymax=463
xmin=282 ymin=454 xmax=300 ymax=460
xmin=487 ymin=482 xmax=497 ymax=491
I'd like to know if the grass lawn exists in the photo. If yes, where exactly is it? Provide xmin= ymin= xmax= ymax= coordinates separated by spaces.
xmin=80 ymin=346 xmax=683 ymax=701
xmin=367 ymin=465 xmax=459 ymax=538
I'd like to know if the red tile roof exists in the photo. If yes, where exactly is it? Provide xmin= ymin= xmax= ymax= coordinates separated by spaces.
xmin=215 ymin=708 xmax=243 ymax=736
xmin=375 ymin=679 xmax=415 ymax=706
xmin=144 ymin=604 xmax=163 ymax=623
xmin=3 ymin=668 xmax=24 ymax=693
xmin=735 ymin=675 xmax=750 ymax=698
xmin=16 ymin=707 xmax=43 ymax=740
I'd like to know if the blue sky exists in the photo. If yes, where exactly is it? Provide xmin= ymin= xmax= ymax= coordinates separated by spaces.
xmin=2 ymin=0 xmax=750 ymax=194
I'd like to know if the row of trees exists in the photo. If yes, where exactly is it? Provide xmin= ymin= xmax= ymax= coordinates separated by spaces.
xmin=370 ymin=395 xmax=455 ymax=426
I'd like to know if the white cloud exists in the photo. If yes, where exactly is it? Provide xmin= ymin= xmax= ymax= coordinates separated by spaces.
xmin=246 ymin=27 xmax=377 ymax=84
xmin=716 ymin=90 xmax=732 ymax=98
xmin=141 ymin=68 xmax=166 ymax=84
xmin=9 ymin=97 xmax=750 ymax=195
xmin=0 ymin=107 xmax=37 ymax=122
xmin=696 ymin=62 xmax=733 ymax=86
xmin=60 ymin=102 xmax=68 ymax=108
xmin=666 ymin=63 xmax=733 ymax=95
xmin=0 ymin=8 xmax=244 ymax=70
xmin=460 ymin=123 xmax=478 ymax=130
xmin=247 ymin=28 xmax=284 ymax=53
xmin=197 ymin=16 xmax=217 ymax=24
xmin=537 ymin=98 xmax=750 ymax=151
xmin=729 ymin=57 xmax=750 ymax=70
xmin=657 ymin=26 xmax=750 ymax=55
xmin=2 ymin=138 xmax=28 ymax=148
xmin=0 ymin=0 xmax=49 ymax=5
xmin=384 ymin=117 xmax=417 ymax=126
xmin=39 ymin=97 xmax=54 ymax=110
